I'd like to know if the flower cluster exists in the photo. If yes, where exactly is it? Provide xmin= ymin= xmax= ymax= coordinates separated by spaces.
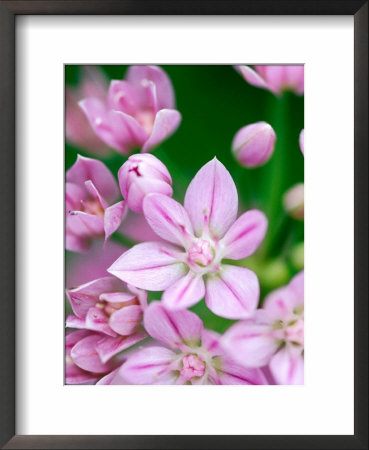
xmin=65 ymin=65 xmax=304 ymax=385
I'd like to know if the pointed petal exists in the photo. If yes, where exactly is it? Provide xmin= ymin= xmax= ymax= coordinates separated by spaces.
xmin=119 ymin=346 xmax=176 ymax=384
xmin=109 ymin=305 xmax=143 ymax=335
xmin=144 ymin=301 xmax=203 ymax=347
xmin=218 ymin=358 xmax=268 ymax=385
xmin=205 ymin=265 xmax=259 ymax=319
xmin=65 ymin=315 xmax=86 ymax=329
xmin=107 ymin=80 xmax=140 ymax=115
xmin=184 ymin=158 xmax=238 ymax=238
xmin=237 ymin=65 xmax=273 ymax=92
xmin=222 ymin=317 xmax=276 ymax=367
xmin=70 ymin=334 xmax=113 ymax=373
xmin=126 ymin=65 xmax=175 ymax=110
xmin=221 ymin=210 xmax=268 ymax=260
xmin=142 ymin=109 xmax=182 ymax=153
xmin=143 ymin=193 xmax=194 ymax=247
xmin=108 ymin=242 xmax=187 ymax=290
xmin=104 ymin=200 xmax=128 ymax=241
xmin=269 ymin=348 xmax=304 ymax=385
xmin=162 ymin=272 xmax=205 ymax=310
xmin=96 ymin=367 xmax=127 ymax=385
xmin=95 ymin=331 xmax=148 ymax=363
xmin=66 ymin=154 xmax=119 ymax=202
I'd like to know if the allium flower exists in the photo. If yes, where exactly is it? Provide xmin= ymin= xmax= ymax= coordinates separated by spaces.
xmin=109 ymin=158 xmax=267 ymax=319
xmin=120 ymin=302 xmax=267 ymax=385
xmin=232 ymin=121 xmax=276 ymax=168
xmin=283 ymin=183 xmax=304 ymax=220
xmin=223 ymin=271 xmax=304 ymax=385
xmin=119 ymin=153 xmax=173 ymax=213
xmin=66 ymin=155 xmax=127 ymax=252
xmin=80 ymin=65 xmax=182 ymax=154
xmin=66 ymin=66 xmax=110 ymax=154
xmin=299 ymin=129 xmax=304 ymax=155
xmin=236 ymin=65 xmax=304 ymax=96
xmin=65 ymin=330 xmax=127 ymax=385
xmin=66 ymin=276 xmax=148 ymax=362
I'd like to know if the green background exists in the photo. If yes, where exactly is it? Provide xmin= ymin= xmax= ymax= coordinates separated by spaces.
xmin=65 ymin=65 xmax=304 ymax=333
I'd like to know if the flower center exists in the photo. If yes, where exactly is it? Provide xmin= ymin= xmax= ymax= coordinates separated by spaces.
xmin=79 ymin=199 xmax=105 ymax=217
xmin=188 ymin=239 xmax=214 ymax=266
xmin=180 ymin=354 xmax=206 ymax=381
xmin=136 ymin=110 xmax=155 ymax=135
xmin=285 ymin=318 xmax=304 ymax=346
xmin=95 ymin=297 xmax=139 ymax=317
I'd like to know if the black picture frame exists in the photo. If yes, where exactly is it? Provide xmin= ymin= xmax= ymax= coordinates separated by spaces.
xmin=0 ymin=1 xmax=367 ymax=449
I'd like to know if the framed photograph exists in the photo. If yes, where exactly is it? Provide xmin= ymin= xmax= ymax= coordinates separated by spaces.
xmin=1 ymin=1 xmax=367 ymax=449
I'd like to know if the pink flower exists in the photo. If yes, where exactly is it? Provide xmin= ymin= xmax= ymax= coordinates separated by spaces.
xmin=108 ymin=158 xmax=267 ymax=319
xmin=223 ymin=271 xmax=304 ymax=385
xmin=120 ymin=302 xmax=267 ymax=385
xmin=66 ymin=276 xmax=148 ymax=363
xmin=283 ymin=183 xmax=304 ymax=220
xmin=299 ymin=129 xmax=304 ymax=155
xmin=66 ymin=155 xmax=127 ymax=252
xmin=79 ymin=65 xmax=182 ymax=155
xmin=118 ymin=153 xmax=173 ymax=213
xmin=65 ymin=330 xmax=128 ymax=385
xmin=236 ymin=65 xmax=304 ymax=96
xmin=66 ymin=66 xmax=110 ymax=155
xmin=232 ymin=121 xmax=276 ymax=168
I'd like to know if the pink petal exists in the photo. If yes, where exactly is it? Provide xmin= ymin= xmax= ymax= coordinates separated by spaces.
xmin=95 ymin=331 xmax=148 ymax=363
xmin=107 ymin=80 xmax=140 ymax=115
xmin=162 ymin=272 xmax=205 ymax=310
xmin=285 ymin=66 xmax=304 ymax=94
xmin=66 ymin=154 xmax=119 ymax=203
xmin=143 ymin=193 xmax=194 ymax=247
xmin=222 ymin=317 xmax=277 ymax=368
xmin=218 ymin=358 xmax=269 ymax=385
xmin=142 ymin=109 xmax=182 ymax=153
xmin=144 ymin=301 xmax=203 ymax=348
xmin=108 ymin=242 xmax=187 ymax=290
xmin=269 ymin=347 xmax=304 ymax=385
xmin=96 ymin=367 xmax=127 ymax=385
xmin=109 ymin=305 xmax=143 ymax=335
xmin=205 ymin=265 xmax=259 ymax=319
xmin=66 ymin=315 xmax=86 ymax=329
xmin=126 ymin=65 xmax=175 ymax=110
xmin=119 ymin=346 xmax=177 ymax=384
xmin=99 ymin=292 xmax=137 ymax=304
xmin=221 ymin=209 xmax=268 ymax=260
xmin=119 ymin=211 xmax=165 ymax=242
xmin=104 ymin=200 xmax=128 ymax=241
xmin=263 ymin=286 xmax=297 ymax=321
xmin=79 ymin=98 xmax=147 ymax=154
xmin=70 ymin=334 xmax=113 ymax=373
xmin=288 ymin=270 xmax=304 ymax=303
xmin=66 ymin=233 xmax=89 ymax=253
xmin=237 ymin=65 xmax=273 ymax=92
xmin=184 ymin=158 xmax=238 ymax=239
xmin=67 ymin=211 xmax=104 ymax=236
xmin=85 ymin=307 xmax=117 ymax=337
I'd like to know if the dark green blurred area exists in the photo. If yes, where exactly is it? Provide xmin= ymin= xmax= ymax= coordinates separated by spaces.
xmin=65 ymin=65 xmax=304 ymax=334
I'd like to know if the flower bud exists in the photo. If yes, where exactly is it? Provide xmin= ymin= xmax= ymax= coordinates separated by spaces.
xmin=283 ymin=183 xmax=304 ymax=220
xmin=118 ymin=153 xmax=173 ymax=213
xmin=232 ymin=121 xmax=276 ymax=168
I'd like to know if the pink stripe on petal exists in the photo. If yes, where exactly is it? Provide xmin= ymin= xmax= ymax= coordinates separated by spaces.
xmin=184 ymin=158 xmax=238 ymax=239
xmin=162 ymin=272 xmax=205 ymax=310
xmin=95 ymin=331 xmax=148 ymax=363
xmin=119 ymin=346 xmax=176 ymax=384
xmin=221 ymin=209 xmax=267 ymax=260
xmin=205 ymin=265 xmax=259 ymax=319
xmin=269 ymin=347 xmax=304 ymax=385
xmin=143 ymin=193 xmax=194 ymax=247
xmin=222 ymin=320 xmax=276 ymax=368
xmin=108 ymin=242 xmax=187 ymax=290
xmin=144 ymin=301 xmax=203 ymax=348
